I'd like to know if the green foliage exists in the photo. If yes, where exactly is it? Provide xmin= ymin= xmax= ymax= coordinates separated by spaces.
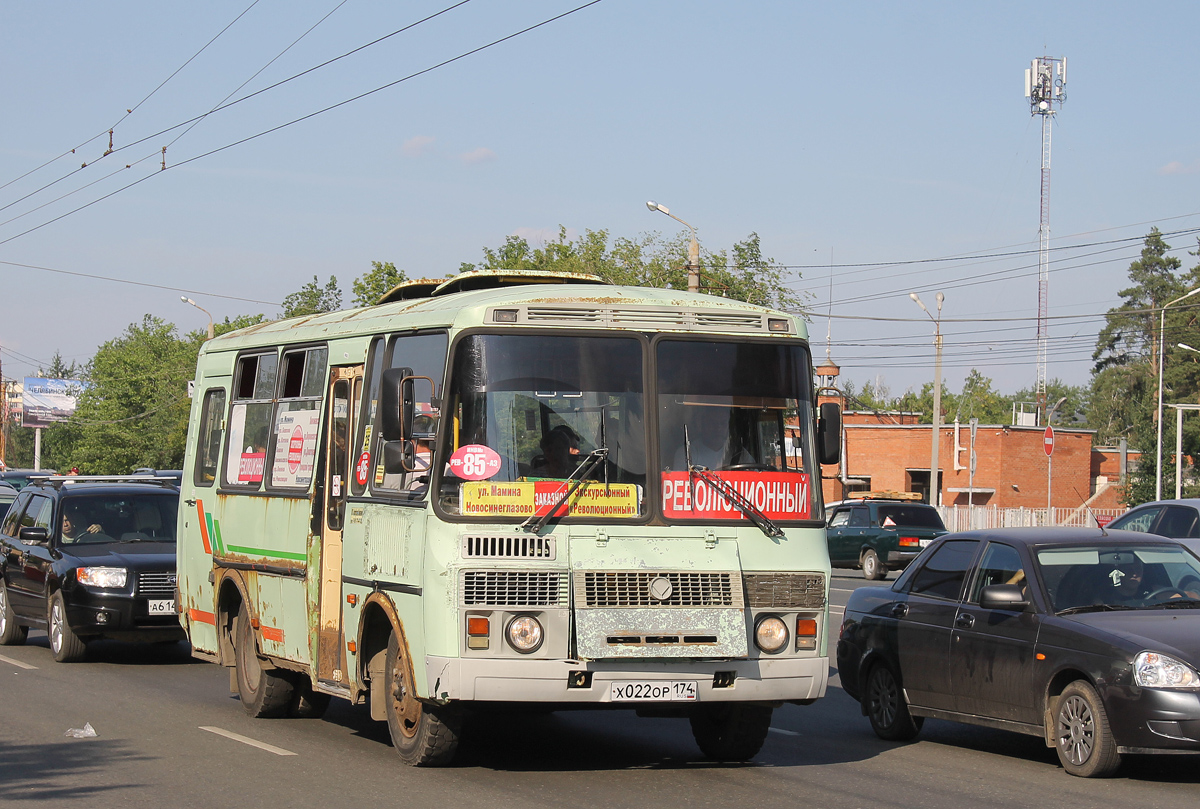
xmin=468 ymin=226 xmax=808 ymax=312
xmin=57 ymin=315 xmax=201 ymax=474
xmin=281 ymin=275 xmax=342 ymax=318
xmin=1088 ymin=230 xmax=1200 ymax=501
xmin=351 ymin=261 xmax=409 ymax=307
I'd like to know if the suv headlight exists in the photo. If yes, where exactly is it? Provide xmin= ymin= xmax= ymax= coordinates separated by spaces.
xmin=1134 ymin=651 xmax=1200 ymax=688
xmin=76 ymin=567 xmax=128 ymax=589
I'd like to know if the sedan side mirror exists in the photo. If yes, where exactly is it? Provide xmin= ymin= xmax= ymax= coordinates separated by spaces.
xmin=979 ymin=583 xmax=1029 ymax=611
xmin=18 ymin=526 xmax=49 ymax=545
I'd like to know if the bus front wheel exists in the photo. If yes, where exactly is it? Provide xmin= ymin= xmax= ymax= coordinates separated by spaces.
xmin=689 ymin=703 xmax=773 ymax=761
xmin=385 ymin=631 xmax=461 ymax=766
xmin=234 ymin=604 xmax=294 ymax=718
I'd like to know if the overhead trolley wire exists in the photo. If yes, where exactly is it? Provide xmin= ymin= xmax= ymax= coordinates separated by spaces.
xmin=0 ymin=0 xmax=602 ymax=249
xmin=0 ymin=0 xmax=265 ymax=197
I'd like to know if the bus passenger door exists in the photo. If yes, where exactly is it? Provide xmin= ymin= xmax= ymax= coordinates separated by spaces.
xmin=316 ymin=366 xmax=362 ymax=687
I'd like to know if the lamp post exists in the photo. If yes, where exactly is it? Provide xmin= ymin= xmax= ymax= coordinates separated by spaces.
xmin=646 ymin=200 xmax=700 ymax=293
xmin=1156 ymin=287 xmax=1200 ymax=500
xmin=181 ymin=296 xmax=215 ymax=340
xmin=911 ymin=292 xmax=944 ymax=506
xmin=1174 ymin=343 xmax=1200 ymax=500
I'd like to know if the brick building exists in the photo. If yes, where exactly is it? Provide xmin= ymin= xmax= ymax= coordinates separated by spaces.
xmin=809 ymin=363 xmax=1135 ymax=511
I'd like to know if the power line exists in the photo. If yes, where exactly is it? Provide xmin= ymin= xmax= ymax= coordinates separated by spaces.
xmin=0 ymin=259 xmax=282 ymax=305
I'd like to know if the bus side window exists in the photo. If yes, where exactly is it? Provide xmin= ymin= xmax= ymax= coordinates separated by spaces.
xmin=223 ymin=351 xmax=278 ymax=489
xmin=194 ymin=388 xmax=227 ymax=487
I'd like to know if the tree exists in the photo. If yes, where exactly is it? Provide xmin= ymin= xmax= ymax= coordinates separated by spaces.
xmin=1012 ymin=379 xmax=1091 ymax=426
xmin=466 ymin=226 xmax=808 ymax=312
xmin=1088 ymin=229 xmax=1200 ymax=502
xmin=61 ymin=316 xmax=202 ymax=474
xmin=352 ymin=261 xmax=408 ymax=307
xmin=281 ymin=275 xmax=342 ymax=318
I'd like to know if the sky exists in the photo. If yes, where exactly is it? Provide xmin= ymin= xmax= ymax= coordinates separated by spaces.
xmin=2 ymin=0 xmax=1199 ymax=401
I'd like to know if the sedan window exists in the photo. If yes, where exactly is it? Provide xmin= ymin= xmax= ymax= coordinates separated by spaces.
xmin=905 ymin=539 xmax=979 ymax=600
xmin=1108 ymin=506 xmax=1163 ymax=534
xmin=968 ymin=542 xmax=1025 ymax=603
xmin=828 ymin=509 xmax=851 ymax=528
xmin=1154 ymin=506 xmax=1200 ymax=539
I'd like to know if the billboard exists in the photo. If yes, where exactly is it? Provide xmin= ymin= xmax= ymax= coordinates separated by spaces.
xmin=21 ymin=377 xmax=86 ymax=428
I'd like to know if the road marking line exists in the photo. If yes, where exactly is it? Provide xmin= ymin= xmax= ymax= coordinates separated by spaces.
xmin=0 ymin=653 xmax=37 ymax=670
xmin=828 ymin=606 xmax=844 ymax=614
xmin=199 ymin=726 xmax=297 ymax=756
xmin=768 ymin=727 xmax=800 ymax=736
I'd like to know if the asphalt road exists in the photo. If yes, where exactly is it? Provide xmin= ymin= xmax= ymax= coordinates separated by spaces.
xmin=2 ymin=572 xmax=1198 ymax=809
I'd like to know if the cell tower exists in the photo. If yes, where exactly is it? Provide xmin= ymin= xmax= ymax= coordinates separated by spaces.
xmin=1025 ymin=55 xmax=1066 ymax=425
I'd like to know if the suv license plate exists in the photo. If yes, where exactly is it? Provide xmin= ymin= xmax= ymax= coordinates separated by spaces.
xmin=610 ymin=681 xmax=697 ymax=701
xmin=148 ymin=599 xmax=175 ymax=615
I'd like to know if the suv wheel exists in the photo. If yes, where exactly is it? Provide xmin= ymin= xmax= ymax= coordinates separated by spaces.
xmin=49 ymin=592 xmax=88 ymax=662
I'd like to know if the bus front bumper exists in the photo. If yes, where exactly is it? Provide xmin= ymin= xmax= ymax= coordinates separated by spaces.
xmin=423 ymin=655 xmax=828 ymax=703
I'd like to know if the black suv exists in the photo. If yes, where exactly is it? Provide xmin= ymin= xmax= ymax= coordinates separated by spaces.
xmin=826 ymin=493 xmax=947 ymax=580
xmin=0 ymin=476 xmax=183 ymax=661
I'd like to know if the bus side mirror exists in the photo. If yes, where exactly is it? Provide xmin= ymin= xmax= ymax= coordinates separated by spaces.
xmin=817 ymin=402 xmax=841 ymax=466
xmin=379 ymin=367 xmax=413 ymax=442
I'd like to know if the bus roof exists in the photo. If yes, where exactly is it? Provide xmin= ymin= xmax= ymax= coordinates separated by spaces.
xmin=208 ymin=273 xmax=807 ymax=354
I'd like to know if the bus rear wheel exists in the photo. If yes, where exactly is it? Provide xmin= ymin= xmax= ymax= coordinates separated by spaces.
xmin=689 ymin=703 xmax=773 ymax=761
xmin=234 ymin=604 xmax=294 ymax=718
xmin=385 ymin=631 xmax=461 ymax=766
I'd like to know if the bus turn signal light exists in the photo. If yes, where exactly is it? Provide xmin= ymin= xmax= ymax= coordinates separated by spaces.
xmin=467 ymin=617 xmax=490 ymax=650
xmin=796 ymin=618 xmax=818 ymax=650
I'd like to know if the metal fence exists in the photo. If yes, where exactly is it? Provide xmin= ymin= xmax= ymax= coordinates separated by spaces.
xmin=937 ymin=504 xmax=1127 ymax=532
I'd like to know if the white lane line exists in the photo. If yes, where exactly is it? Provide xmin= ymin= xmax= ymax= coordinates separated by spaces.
xmin=0 ymin=653 xmax=37 ymax=670
xmin=199 ymin=726 xmax=297 ymax=756
xmin=769 ymin=727 xmax=800 ymax=736
xmin=828 ymin=606 xmax=844 ymax=614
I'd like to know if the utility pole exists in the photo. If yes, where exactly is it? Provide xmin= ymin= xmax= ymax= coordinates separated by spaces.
xmin=0 ymin=350 xmax=6 ymax=468
xmin=1025 ymin=55 xmax=1067 ymax=425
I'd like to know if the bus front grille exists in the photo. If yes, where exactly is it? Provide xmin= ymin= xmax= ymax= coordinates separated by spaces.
xmin=742 ymin=572 xmax=826 ymax=609
xmin=460 ymin=570 xmax=566 ymax=607
xmin=461 ymin=534 xmax=556 ymax=560
xmin=575 ymin=571 xmax=744 ymax=609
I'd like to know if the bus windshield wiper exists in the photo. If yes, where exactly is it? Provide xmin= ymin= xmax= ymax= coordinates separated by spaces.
xmin=688 ymin=464 xmax=785 ymax=540
xmin=520 ymin=448 xmax=609 ymax=534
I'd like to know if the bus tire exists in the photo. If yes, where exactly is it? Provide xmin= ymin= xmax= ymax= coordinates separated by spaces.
xmin=689 ymin=703 xmax=773 ymax=761
xmin=49 ymin=592 xmax=87 ymax=663
xmin=0 ymin=583 xmax=29 ymax=646
xmin=234 ymin=604 xmax=294 ymax=718
xmin=385 ymin=631 xmax=461 ymax=766
xmin=289 ymin=674 xmax=332 ymax=719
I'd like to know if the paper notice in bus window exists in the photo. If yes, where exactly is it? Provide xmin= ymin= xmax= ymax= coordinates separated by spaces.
xmin=660 ymin=471 xmax=811 ymax=521
xmin=271 ymin=409 xmax=321 ymax=487
xmin=238 ymin=451 xmax=265 ymax=483
xmin=460 ymin=481 xmax=641 ymax=518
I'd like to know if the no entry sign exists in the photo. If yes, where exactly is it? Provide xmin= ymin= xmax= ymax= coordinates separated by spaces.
xmin=1043 ymin=425 xmax=1055 ymax=457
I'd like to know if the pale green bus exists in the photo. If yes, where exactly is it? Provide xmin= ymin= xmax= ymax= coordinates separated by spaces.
xmin=177 ymin=269 xmax=841 ymax=765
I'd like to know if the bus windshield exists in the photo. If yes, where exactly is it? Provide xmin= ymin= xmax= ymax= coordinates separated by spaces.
xmin=438 ymin=333 xmax=647 ymax=519
xmin=657 ymin=339 xmax=817 ymax=523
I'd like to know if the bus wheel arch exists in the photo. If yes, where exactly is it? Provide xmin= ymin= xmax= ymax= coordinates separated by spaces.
xmin=215 ymin=571 xmax=249 ymax=667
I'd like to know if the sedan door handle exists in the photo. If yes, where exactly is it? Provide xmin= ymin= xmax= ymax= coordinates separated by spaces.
xmin=955 ymin=613 xmax=975 ymax=629
xmin=890 ymin=603 xmax=908 ymax=618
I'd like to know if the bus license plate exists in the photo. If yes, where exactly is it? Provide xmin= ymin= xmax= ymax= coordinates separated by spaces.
xmin=610 ymin=681 xmax=697 ymax=702
xmin=148 ymin=599 xmax=175 ymax=615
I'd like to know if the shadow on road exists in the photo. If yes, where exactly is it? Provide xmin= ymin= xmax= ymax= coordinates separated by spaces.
xmin=0 ymin=737 xmax=151 ymax=801
xmin=21 ymin=632 xmax=198 ymax=666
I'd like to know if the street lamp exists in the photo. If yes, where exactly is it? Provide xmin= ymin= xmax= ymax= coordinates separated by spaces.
xmin=181 ymin=296 xmax=215 ymax=340
xmin=910 ymin=292 xmax=944 ymax=506
xmin=1157 ymin=287 xmax=1200 ymax=500
xmin=646 ymin=200 xmax=700 ymax=293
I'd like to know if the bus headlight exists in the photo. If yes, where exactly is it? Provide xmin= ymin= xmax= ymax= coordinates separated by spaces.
xmin=506 ymin=615 xmax=544 ymax=654
xmin=755 ymin=615 xmax=789 ymax=654
xmin=76 ymin=567 xmax=128 ymax=589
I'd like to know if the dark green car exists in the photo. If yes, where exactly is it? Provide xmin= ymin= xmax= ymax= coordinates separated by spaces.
xmin=825 ymin=497 xmax=947 ymax=579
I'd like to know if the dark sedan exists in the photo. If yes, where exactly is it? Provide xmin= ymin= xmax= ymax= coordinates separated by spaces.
xmin=0 ymin=477 xmax=183 ymax=662
xmin=837 ymin=527 xmax=1200 ymax=777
